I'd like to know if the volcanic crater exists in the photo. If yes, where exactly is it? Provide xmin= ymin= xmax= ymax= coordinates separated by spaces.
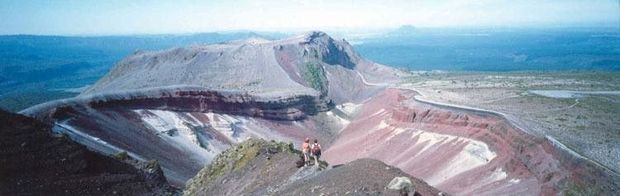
xmin=20 ymin=31 xmax=619 ymax=195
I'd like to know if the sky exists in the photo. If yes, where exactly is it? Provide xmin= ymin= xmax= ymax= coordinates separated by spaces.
xmin=0 ymin=0 xmax=619 ymax=35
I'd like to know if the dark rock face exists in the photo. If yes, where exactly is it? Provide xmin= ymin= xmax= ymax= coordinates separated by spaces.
xmin=0 ymin=109 xmax=178 ymax=195
xmin=25 ymin=88 xmax=332 ymax=124
xmin=303 ymin=31 xmax=359 ymax=69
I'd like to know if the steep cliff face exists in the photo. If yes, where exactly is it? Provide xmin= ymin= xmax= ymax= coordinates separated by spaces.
xmin=0 ymin=110 xmax=178 ymax=195
xmin=273 ymin=31 xmax=399 ymax=103
xmin=323 ymin=88 xmax=619 ymax=195
xmin=23 ymin=87 xmax=331 ymax=123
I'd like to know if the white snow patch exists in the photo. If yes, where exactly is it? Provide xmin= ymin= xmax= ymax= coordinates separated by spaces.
xmin=54 ymin=122 xmax=145 ymax=161
xmin=292 ymin=120 xmax=305 ymax=128
xmin=376 ymin=120 xmax=391 ymax=130
xmin=379 ymin=120 xmax=415 ymax=141
xmin=392 ymin=127 xmax=408 ymax=135
xmin=407 ymin=130 xmax=497 ymax=186
xmin=326 ymin=111 xmax=350 ymax=127
xmin=409 ymin=130 xmax=451 ymax=155
xmin=336 ymin=102 xmax=362 ymax=116
xmin=136 ymin=109 xmax=200 ymax=146
xmin=385 ymin=127 xmax=410 ymax=141
xmin=369 ymin=109 xmax=386 ymax=118
xmin=460 ymin=168 xmax=509 ymax=193
xmin=206 ymin=112 xmax=246 ymax=143
xmin=480 ymin=168 xmax=508 ymax=185
xmin=134 ymin=110 xmax=217 ymax=163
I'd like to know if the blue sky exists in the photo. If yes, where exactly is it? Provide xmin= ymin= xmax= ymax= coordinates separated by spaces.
xmin=1 ymin=0 xmax=619 ymax=35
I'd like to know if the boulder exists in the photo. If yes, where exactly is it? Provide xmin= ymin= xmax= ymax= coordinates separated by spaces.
xmin=388 ymin=176 xmax=415 ymax=196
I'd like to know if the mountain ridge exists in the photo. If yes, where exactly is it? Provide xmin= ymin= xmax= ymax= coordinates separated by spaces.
xmin=17 ymin=31 xmax=619 ymax=195
xmin=80 ymin=31 xmax=400 ymax=103
xmin=19 ymin=31 xmax=395 ymax=186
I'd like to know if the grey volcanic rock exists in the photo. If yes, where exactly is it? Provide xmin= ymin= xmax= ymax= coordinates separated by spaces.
xmin=388 ymin=176 xmax=415 ymax=195
xmin=83 ymin=41 xmax=308 ymax=95
xmin=82 ymin=31 xmax=400 ymax=103
xmin=274 ymin=158 xmax=442 ymax=196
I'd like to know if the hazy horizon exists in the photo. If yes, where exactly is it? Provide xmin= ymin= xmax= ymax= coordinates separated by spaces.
xmin=1 ymin=0 xmax=619 ymax=36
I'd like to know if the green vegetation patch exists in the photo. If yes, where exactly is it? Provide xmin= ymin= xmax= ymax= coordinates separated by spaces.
xmin=563 ymin=181 xmax=602 ymax=196
xmin=146 ymin=159 xmax=160 ymax=170
xmin=184 ymin=138 xmax=297 ymax=195
xmin=113 ymin=151 xmax=129 ymax=160
xmin=302 ymin=62 xmax=327 ymax=94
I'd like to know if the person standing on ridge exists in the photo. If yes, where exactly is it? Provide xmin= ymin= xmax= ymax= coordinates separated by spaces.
xmin=301 ymin=138 xmax=311 ymax=166
xmin=311 ymin=139 xmax=322 ymax=167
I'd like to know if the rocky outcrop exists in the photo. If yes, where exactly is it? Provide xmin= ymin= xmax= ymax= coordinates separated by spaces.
xmin=273 ymin=31 xmax=399 ymax=103
xmin=388 ymin=176 xmax=415 ymax=195
xmin=184 ymin=138 xmax=300 ymax=195
xmin=184 ymin=138 xmax=442 ymax=196
xmin=0 ymin=109 xmax=178 ymax=195
xmin=22 ymin=86 xmax=331 ymax=123
xmin=299 ymin=31 xmax=360 ymax=69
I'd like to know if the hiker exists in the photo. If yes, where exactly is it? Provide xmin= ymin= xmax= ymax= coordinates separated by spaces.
xmin=311 ymin=139 xmax=322 ymax=167
xmin=302 ymin=138 xmax=311 ymax=166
